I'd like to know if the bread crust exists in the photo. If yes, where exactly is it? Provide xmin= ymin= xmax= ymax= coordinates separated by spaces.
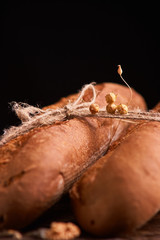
xmin=0 ymin=83 xmax=146 ymax=229
xmin=71 ymin=120 xmax=160 ymax=237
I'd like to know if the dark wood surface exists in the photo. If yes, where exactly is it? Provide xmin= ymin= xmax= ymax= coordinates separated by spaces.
xmin=1 ymin=194 xmax=160 ymax=240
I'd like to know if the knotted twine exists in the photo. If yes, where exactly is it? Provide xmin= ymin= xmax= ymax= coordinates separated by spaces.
xmin=0 ymin=83 xmax=160 ymax=146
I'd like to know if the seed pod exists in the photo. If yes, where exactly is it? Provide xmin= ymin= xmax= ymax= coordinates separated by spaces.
xmin=105 ymin=93 xmax=117 ymax=104
xmin=89 ymin=103 xmax=99 ymax=114
xmin=106 ymin=103 xmax=117 ymax=114
xmin=117 ymin=65 xmax=123 ymax=76
xmin=117 ymin=104 xmax=128 ymax=114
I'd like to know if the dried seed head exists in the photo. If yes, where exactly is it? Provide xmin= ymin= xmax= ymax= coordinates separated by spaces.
xmin=89 ymin=103 xmax=99 ymax=114
xmin=117 ymin=104 xmax=128 ymax=114
xmin=117 ymin=65 xmax=123 ymax=76
xmin=106 ymin=103 xmax=117 ymax=114
xmin=105 ymin=93 xmax=117 ymax=104
xmin=117 ymin=65 xmax=132 ymax=106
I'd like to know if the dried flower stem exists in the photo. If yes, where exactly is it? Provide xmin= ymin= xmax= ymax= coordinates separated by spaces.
xmin=117 ymin=65 xmax=133 ymax=105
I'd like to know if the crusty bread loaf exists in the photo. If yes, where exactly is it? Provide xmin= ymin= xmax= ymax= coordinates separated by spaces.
xmin=70 ymin=107 xmax=160 ymax=237
xmin=0 ymin=83 xmax=146 ymax=229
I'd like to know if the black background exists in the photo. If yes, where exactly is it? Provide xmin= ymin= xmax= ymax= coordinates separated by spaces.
xmin=0 ymin=1 xmax=159 ymax=134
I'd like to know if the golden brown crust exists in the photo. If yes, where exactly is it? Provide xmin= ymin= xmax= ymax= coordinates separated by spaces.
xmin=71 ymin=120 xmax=160 ymax=237
xmin=0 ymin=83 xmax=146 ymax=229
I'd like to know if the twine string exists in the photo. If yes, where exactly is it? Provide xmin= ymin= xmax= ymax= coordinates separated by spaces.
xmin=0 ymin=84 xmax=96 ymax=146
xmin=0 ymin=83 xmax=160 ymax=146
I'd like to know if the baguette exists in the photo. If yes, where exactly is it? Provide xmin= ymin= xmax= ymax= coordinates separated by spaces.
xmin=70 ymin=104 xmax=160 ymax=237
xmin=0 ymin=83 xmax=146 ymax=229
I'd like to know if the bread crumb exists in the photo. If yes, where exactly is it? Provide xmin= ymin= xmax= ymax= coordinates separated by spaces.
xmin=45 ymin=222 xmax=81 ymax=240
xmin=0 ymin=229 xmax=22 ymax=239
